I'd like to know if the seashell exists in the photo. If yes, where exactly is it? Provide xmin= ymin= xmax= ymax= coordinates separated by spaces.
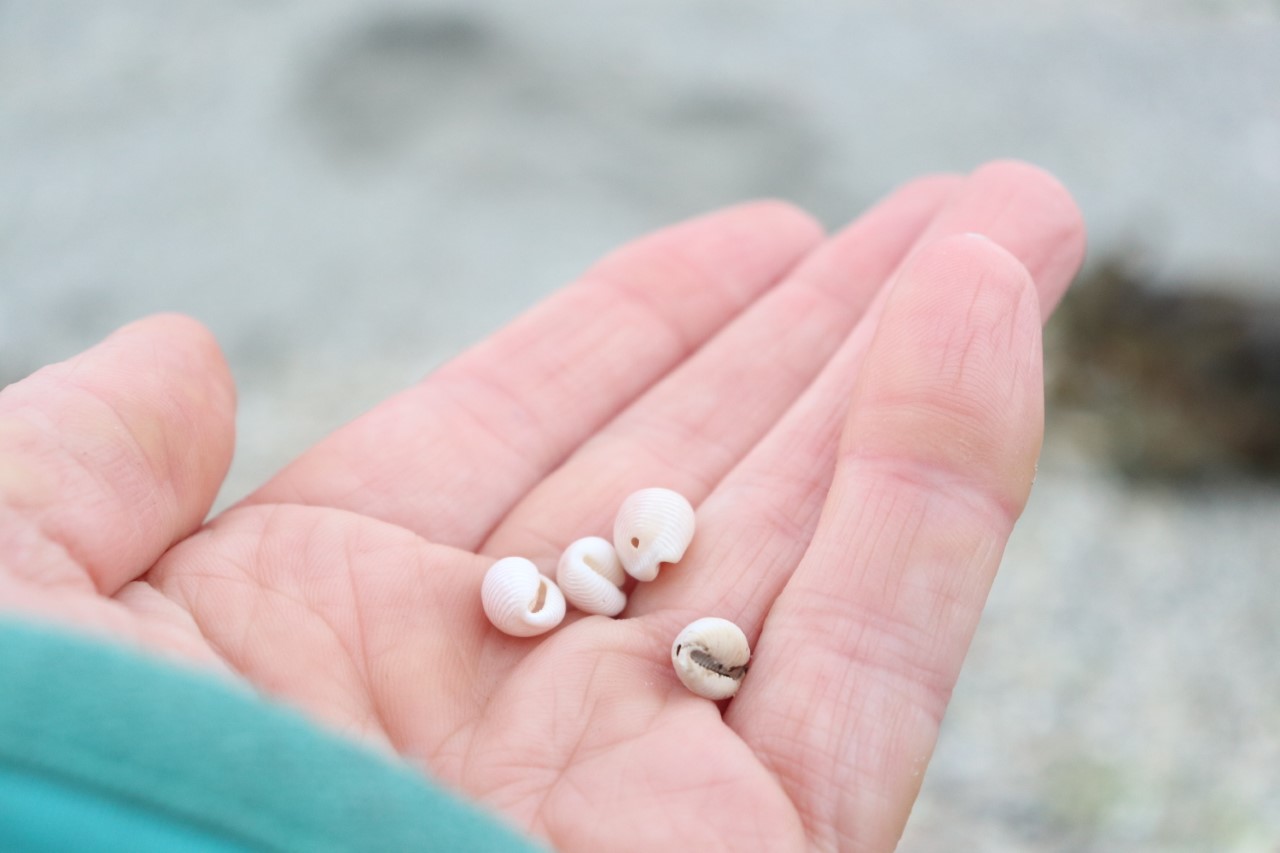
xmin=613 ymin=487 xmax=696 ymax=582
xmin=481 ymin=557 xmax=566 ymax=637
xmin=556 ymin=536 xmax=628 ymax=616
xmin=671 ymin=617 xmax=751 ymax=700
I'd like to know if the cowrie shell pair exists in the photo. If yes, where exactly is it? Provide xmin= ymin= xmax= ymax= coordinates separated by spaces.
xmin=481 ymin=488 xmax=695 ymax=637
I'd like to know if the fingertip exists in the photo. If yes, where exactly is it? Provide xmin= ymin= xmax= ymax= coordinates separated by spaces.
xmin=589 ymin=199 xmax=826 ymax=311
xmin=889 ymin=231 xmax=1042 ymax=384
xmin=902 ymin=231 xmax=1043 ymax=376
xmin=886 ymin=172 xmax=966 ymax=206
xmin=845 ymin=172 xmax=965 ymax=237
xmin=980 ymin=159 xmax=1086 ymax=243
xmin=785 ymin=173 xmax=964 ymax=299
xmin=962 ymin=160 xmax=1087 ymax=314
xmin=95 ymin=314 xmax=237 ymax=513
xmin=901 ymin=231 xmax=1038 ymax=307
xmin=967 ymin=160 xmax=1085 ymax=236
xmin=707 ymin=198 xmax=828 ymax=257
xmin=967 ymin=159 xmax=1075 ymax=209
xmin=113 ymin=313 xmax=237 ymax=421
xmin=852 ymin=231 xmax=1045 ymax=517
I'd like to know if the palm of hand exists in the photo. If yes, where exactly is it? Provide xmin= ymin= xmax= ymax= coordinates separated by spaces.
xmin=0 ymin=163 xmax=1084 ymax=852
xmin=154 ymin=503 xmax=792 ymax=850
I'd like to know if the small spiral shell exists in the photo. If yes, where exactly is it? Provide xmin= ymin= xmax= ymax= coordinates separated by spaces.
xmin=613 ymin=487 xmax=696 ymax=582
xmin=481 ymin=557 xmax=566 ymax=637
xmin=672 ymin=617 xmax=751 ymax=700
xmin=556 ymin=536 xmax=627 ymax=616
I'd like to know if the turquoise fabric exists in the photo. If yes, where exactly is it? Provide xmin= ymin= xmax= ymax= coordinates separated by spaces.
xmin=0 ymin=764 xmax=253 ymax=853
xmin=0 ymin=619 xmax=544 ymax=852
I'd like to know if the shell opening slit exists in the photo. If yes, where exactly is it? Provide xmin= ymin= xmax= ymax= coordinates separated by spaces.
xmin=690 ymin=648 xmax=748 ymax=680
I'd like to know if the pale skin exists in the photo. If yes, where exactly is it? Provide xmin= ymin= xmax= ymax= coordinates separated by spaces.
xmin=0 ymin=161 xmax=1085 ymax=852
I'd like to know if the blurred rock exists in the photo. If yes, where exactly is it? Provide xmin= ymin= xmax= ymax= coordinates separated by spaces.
xmin=1046 ymin=259 xmax=1280 ymax=480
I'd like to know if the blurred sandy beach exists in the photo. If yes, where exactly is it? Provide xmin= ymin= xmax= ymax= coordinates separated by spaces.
xmin=2 ymin=2 xmax=1277 ymax=848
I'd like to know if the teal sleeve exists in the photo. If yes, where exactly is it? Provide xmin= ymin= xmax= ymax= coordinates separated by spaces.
xmin=0 ymin=619 xmax=545 ymax=852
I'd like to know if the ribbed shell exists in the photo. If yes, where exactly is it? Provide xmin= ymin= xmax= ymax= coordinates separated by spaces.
xmin=556 ymin=536 xmax=627 ymax=616
xmin=613 ymin=488 xmax=696 ymax=582
xmin=671 ymin=617 xmax=751 ymax=700
xmin=481 ymin=557 xmax=566 ymax=637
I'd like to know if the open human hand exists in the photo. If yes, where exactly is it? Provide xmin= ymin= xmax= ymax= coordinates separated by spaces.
xmin=0 ymin=161 xmax=1084 ymax=852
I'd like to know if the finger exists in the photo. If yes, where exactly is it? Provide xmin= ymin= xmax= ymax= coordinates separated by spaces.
xmin=730 ymin=234 xmax=1045 ymax=851
xmin=247 ymin=203 xmax=824 ymax=549
xmin=0 ymin=314 xmax=235 ymax=595
xmin=481 ymin=175 xmax=963 ymax=561
xmin=629 ymin=161 xmax=1084 ymax=624
xmin=918 ymin=161 xmax=1084 ymax=322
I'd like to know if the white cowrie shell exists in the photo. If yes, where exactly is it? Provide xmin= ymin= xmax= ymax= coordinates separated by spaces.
xmin=556 ymin=537 xmax=627 ymax=616
xmin=613 ymin=487 xmax=696 ymax=582
xmin=672 ymin=617 xmax=751 ymax=700
xmin=481 ymin=557 xmax=566 ymax=637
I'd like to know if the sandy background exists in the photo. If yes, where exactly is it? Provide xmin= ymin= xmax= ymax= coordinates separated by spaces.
xmin=2 ymin=2 xmax=1278 ymax=849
